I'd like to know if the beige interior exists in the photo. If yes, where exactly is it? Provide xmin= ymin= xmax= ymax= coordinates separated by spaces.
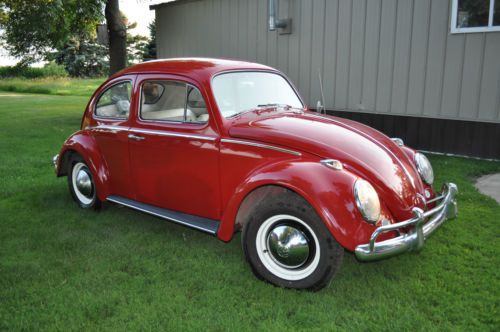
xmin=96 ymin=100 xmax=130 ymax=118
xmin=142 ymin=107 xmax=196 ymax=122
xmin=141 ymin=82 xmax=209 ymax=123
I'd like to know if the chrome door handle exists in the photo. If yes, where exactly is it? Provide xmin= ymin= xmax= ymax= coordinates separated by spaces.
xmin=128 ymin=134 xmax=145 ymax=141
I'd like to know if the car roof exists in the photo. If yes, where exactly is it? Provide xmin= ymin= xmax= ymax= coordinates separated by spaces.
xmin=115 ymin=57 xmax=277 ymax=81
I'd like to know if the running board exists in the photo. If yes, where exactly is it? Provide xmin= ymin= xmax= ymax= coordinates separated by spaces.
xmin=107 ymin=195 xmax=219 ymax=235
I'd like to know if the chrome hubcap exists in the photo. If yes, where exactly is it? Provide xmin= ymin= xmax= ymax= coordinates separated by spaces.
xmin=72 ymin=162 xmax=94 ymax=205
xmin=76 ymin=169 xmax=93 ymax=198
xmin=256 ymin=215 xmax=320 ymax=281
xmin=267 ymin=225 xmax=310 ymax=268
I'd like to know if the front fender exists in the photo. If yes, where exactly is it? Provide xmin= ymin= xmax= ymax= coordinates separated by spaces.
xmin=57 ymin=130 xmax=110 ymax=201
xmin=217 ymin=161 xmax=384 ymax=251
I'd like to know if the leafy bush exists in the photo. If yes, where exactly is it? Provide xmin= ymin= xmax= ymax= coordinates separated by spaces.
xmin=0 ymin=63 xmax=68 ymax=78
xmin=53 ymin=39 xmax=109 ymax=78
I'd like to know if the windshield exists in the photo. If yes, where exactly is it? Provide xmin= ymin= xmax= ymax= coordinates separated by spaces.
xmin=212 ymin=72 xmax=304 ymax=118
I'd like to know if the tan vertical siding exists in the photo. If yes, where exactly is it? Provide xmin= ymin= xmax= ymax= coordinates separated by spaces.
xmin=348 ymin=0 xmax=366 ymax=110
xmin=479 ymin=33 xmax=500 ymax=122
xmin=310 ymin=0 xmax=325 ymax=104
xmin=363 ymin=0 xmax=382 ymax=112
xmin=334 ymin=0 xmax=351 ymax=109
xmin=390 ymin=0 xmax=413 ymax=117
xmin=154 ymin=0 xmax=500 ymax=123
xmin=376 ymin=0 xmax=397 ymax=113
xmin=322 ymin=0 xmax=338 ymax=108
xmin=406 ymin=0 xmax=431 ymax=116
xmin=423 ymin=0 xmax=448 ymax=118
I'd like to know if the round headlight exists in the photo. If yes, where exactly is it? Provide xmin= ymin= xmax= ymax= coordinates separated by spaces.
xmin=354 ymin=179 xmax=381 ymax=224
xmin=415 ymin=152 xmax=434 ymax=185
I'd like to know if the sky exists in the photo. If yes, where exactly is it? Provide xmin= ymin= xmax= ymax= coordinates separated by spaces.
xmin=120 ymin=0 xmax=166 ymax=36
xmin=0 ymin=0 xmax=169 ymax=66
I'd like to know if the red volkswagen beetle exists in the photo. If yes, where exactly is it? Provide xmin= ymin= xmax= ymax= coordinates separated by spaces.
xmin=53 ymin=58 xmax=458 ymax=290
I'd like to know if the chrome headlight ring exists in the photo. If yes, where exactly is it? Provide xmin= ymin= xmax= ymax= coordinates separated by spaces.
xmin=354 ymin=179 xmax=381 ymax=224
xmin=415 ymin=152 xmax=434 ymax=185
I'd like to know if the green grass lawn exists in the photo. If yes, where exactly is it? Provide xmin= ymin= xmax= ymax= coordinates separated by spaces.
xmin=0 ymin=90 xmax=499 ymax=331
xmin=0 ymin=77 xmax=104 ymax=97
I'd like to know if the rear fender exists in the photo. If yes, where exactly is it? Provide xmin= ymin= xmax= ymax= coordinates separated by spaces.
xmin=57 ymin=131 xmax=110 ymax=201
xmin=217 ymin=161 xmax=383 ymax=251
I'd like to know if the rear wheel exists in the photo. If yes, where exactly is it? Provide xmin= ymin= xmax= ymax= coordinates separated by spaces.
xmin=67 ymin=155 xmax=101 ymax=209
xmin=242 ymin=191 xmax=343 ymax=291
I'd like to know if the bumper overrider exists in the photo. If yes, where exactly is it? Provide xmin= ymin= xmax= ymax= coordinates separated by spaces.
xmin=355 ymin=183 xmax=458 ymax=261
xmin=52 ymin=154 xmax=59 ymax=173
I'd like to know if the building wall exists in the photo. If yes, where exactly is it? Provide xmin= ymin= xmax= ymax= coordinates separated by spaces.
xmin=154 ymin=0 xmax=500 ymax=158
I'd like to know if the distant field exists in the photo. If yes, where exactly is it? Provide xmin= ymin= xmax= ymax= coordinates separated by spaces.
xmin=0 ymin=90 xmax=499 ymax=330
xmin=0 ymin=77 xmax=104 ymax=97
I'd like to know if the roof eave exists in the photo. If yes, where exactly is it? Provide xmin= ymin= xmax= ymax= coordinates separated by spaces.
xmin=150 ymin=0 xmax=201 ymax=10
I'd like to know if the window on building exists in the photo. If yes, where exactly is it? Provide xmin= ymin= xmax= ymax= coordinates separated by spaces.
xmin=451 ymin=0 xmax=500 ymax=33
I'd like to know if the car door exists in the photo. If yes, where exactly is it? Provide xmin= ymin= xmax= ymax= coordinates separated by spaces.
xmin=90 ymin=76 xmax=136 ymax=198
xmin=128 ymin=74 xmax=220 ymax=220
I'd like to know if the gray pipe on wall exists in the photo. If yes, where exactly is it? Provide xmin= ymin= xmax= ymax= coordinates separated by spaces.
xmin=268 ymin=0 xmax=289 ymax=31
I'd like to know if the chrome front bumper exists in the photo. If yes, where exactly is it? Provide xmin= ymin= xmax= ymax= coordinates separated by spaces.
xmin=355 ymin=183 xmax=458 ymax=261
xmin=52 ymin=154 xmax=59 ymax=172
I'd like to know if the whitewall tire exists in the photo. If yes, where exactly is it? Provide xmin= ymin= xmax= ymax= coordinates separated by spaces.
xmin=242 ymin=190 xmax=343 ymax=291
xmin=67 ymin=155 xmax=101 ymax=209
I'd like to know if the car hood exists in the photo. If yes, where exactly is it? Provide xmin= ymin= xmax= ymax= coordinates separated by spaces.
xmin=228 ymin=110 xmax=426 ymax=220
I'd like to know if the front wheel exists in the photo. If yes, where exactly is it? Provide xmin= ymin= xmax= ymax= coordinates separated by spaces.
xmin=67 ymin=155 xmax=101 ymax=210
xmin=242 ymin=192 xmax=343 ymax=291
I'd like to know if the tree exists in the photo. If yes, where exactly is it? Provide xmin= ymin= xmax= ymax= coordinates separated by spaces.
xmin=51 ymin=10 xmax=146 ymax=78
xmin=105 ymin=0 xmax=127 ymax=75
xmin=122 ymin=13 xmax=148 ymax=65
xmin=0 ymin=0 xmax=128 ymax=75
xmin=127 ymin=34 xmax=149 ymax=65
xmin=142 ymin=19 xmax=156 ymax=61
xmin=0 ymin=0 xmax=103 ymax=65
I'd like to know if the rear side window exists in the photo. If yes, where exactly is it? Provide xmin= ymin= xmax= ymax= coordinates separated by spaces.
xmin=140 ymin=80 xmax=209 ymax=123
xmin=95 ymin=81 xmax=132 ymax=118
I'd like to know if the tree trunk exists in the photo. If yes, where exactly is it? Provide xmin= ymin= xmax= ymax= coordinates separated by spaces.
xmin=105 ymin=0 xmax=127 ymax=76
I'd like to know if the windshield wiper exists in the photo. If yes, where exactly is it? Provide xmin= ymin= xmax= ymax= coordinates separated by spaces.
xmin=226 ymin=108 xmax=256 ymax=118
xmin=227 ymin=104 xmax=292 ymax=119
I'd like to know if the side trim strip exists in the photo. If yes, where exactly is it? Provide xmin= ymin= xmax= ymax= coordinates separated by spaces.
xmin=88 ymin=126 xmax=300 ymax=155
xmin=128 ymin=127 xmax=217 ymax=141
xmin=221 ymin=138 xmax=302 ymax=156
xmin=87 ymin=125 xmax=128 ymax=132
xmin=87 ymin=125 xmax=217 ymax=141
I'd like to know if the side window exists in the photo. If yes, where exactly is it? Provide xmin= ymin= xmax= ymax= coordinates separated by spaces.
xmin=187 ymin=85 xmax=209 ymax=123
xmin=140 ymin=80 xmax=209 ymax=123
xmin=95 ymin=81 xmax=132 ymax=118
